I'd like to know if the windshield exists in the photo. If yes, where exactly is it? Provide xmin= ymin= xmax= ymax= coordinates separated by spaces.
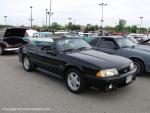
xmin=56 ymin=38 xmax=91 ymax=52
xmin=32 ymin=33 xmax=46 ymax=38
xmin=116 ymin=38 xmax=135 ymax=48
xmin=127 ymin=36 xmax=138 ymax=44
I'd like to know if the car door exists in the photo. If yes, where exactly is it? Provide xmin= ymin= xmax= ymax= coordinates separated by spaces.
xmin=36 ymin=41 xmax=65 ymax=75
xmin=26 ymin=43 xmax=39 ymax=63
xmin=97 ymin=38 xmax=119 ymax=55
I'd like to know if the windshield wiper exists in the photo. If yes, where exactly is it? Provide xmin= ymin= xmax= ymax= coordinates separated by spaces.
xmin=62 ymin=48 xmax=76 ymax=52
xmin=77 ymin=47 xmax=90 ymax=50
xmin=131 ymin=45 xmax=136 ymax=48
xmin=122 ymin=46 xmax=129 ymax=48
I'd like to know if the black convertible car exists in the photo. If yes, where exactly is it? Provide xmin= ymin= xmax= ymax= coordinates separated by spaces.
xmin=18 ymin=36 xmax=136 ymax=93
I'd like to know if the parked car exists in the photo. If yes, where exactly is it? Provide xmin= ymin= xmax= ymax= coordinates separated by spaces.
xmin=78 ymin=32 xmax=97 ymax=37
xmin=140 ymin=38 xmax=150 ymax=45
xmin=0 ymin=28 xmax=31 ymax=55
xmin=126 ymin=36 xmax=138 ymax=44
xmin=89 ymin=36 xmax=150 ymax=75
xmin=18 ymin=36 xmax=136 ymax=93
xmin=26 ymin=32 xmax=53 ymax=42
xmin=128 ymin=33 xmax=149 ymax=42
xmin=32 ymin=32 xmax=52 ymax=38
xmin=126 ymin=35 xmax=150 ymax=46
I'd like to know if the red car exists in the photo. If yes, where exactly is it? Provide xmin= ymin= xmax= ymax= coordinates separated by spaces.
xmin=0 ymin=28 xmax=29 ymax=55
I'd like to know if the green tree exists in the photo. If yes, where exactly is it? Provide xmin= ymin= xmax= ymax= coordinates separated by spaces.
xmin=50 ymin=22 xmax=62 ymax=30
xmin=85 ymin=24 xmax=99 ymax=31
xmin=105 ymin=26 xmax=115 ymax=32
xmin=66 ymin=22 xmax=81 ymax=30
xmin=32 ymin=25 xmax=41 ymax=31
xmin=0 ymin=25 xmax=14 ymax=30
xmin=130 ymin=25 xmax=137 ymax=33
xmin=115 ymin=19 xmax=126 ymax=32
xmin=139 ymin=28 xmax=147 ymax=33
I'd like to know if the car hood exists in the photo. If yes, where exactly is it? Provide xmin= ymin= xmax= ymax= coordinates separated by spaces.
xmin=4 ymin=28 xmax=27 ymax=38
xmin=125 ymin=45 xmax=150 ymax=53
xmin=67 ymin=49 xmax=131 ymax=70
xmin=136 ymin=45 xmax=150 ymax=52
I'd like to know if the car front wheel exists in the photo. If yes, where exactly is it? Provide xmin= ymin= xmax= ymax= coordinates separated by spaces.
xmin=0 ymin=46 xmax=4 ymax=55
xmin=23 ymin=56 xmax=34 ymax=72
xmin=65 ymin=68 xmax=86 ymax=94
xmin=133 ymin=59 xmax=144 ymax=75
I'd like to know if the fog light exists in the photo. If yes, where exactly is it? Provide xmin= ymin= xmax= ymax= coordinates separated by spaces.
xmin=108 ymin=84 xmax=113 ymax=89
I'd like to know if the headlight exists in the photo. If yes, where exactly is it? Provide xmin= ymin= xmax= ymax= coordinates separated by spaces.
xmin=130 ymin=62 xmax=134 ymax=70
xmin=96 ymin=68 xmax=118 ymax=77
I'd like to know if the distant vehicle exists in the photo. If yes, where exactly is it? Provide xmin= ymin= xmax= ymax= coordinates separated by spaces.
xmin=126 ymin=36 xmax=138 ymax=44
xmin=127 ymin=35 xmax=150 ymax=46
xmin=34 ymin=32 xmax=52 ymax=37
xmin=22 ymin=32 xmax=53 ymax=43
xmin=18 ymin=36 xmax=136 ymax=93
xmin=78 ymin=32 xmax=98 ymax=43
xmin=54 ymin=31 xmax=69 ymax=35
xmin=78 ymin=32 xmax=97 ymax=37
xmin=89 ymin=36 xmax=150 ymax=75
xmin=139 ymin=38 xmax=150 ymax=45
xmin=110 ymin=32 xmax=125 ymax=36
xmin=25 ymin=29 xmax=37 ymax=37
xmin=128 ymin=33 xmax=149 ymax=42
xmin=0 ymin=28 xmax=31 ymax=55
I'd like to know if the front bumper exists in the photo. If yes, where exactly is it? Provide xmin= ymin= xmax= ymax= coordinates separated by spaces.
xmin=85 ymin=68 xmax=136 ymax=91
xmin=4 ymin=48 xmax=19 ymax=52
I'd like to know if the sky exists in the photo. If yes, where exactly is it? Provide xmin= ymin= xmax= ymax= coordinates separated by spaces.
xmin=0 ymin=0 xmax=150 ymax=27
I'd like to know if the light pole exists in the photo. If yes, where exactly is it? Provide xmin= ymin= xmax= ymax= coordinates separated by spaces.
xmin=74 ymin=19 xmax=76 ymax=25
xmin=4 ymin=16 xmax=7 ymax=25
xmin=49 ymin=0 xmax=52 ymax=28
xmin=140 ymin=17 xmax=143 ymax=29
xmin=30 ymin=6 xmax=33 ymax=28
xmin=47 ymin=12 xmax=54 ymax=28
xmin=68 ymin=18 xmax=72 ymax=24
xmin=99 ymin=3 xmax=107 ymax=33
xmin=46 ymin=8 xmax=48 ymax=28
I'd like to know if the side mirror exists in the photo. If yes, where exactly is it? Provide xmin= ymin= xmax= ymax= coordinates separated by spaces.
xmin=113 ymin=46 xmax=119 ymax=50
xmin=46 ymin=44 xmax=57 ymax=56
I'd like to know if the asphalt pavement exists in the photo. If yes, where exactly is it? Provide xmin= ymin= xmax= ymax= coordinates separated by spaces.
xmin=0 ymin=54 xmax=150 ymax=113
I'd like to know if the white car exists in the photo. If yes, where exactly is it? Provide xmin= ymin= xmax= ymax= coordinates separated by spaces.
xmin=128 ymin=33 xmax=148 ymax=42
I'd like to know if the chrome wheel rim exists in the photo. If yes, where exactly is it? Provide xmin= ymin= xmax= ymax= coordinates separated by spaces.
xmin=134 ymin=62 xmax=140 ymax=74
xmin=23 ymin=57 xmax=30 ymax=70
xmin=67 ymin=72 xmax=80 ymax=91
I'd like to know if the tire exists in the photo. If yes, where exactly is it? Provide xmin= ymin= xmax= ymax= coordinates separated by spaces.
xmin=65 ymin=68 xmax=86 ymax=94
xmin=133 ymin=59 xmax=144 ymax=76
xmin=22 ymin=56 xmax=35 ymax=72
xmin=0 ymin=46 xmax=4 ymax=55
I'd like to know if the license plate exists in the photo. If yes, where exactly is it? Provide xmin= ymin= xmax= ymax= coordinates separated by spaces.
xmin=126 ymin=75 xmax=133 ymax=84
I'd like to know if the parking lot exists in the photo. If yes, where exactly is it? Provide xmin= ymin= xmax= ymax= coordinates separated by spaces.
xmin=0 ymin=54 xmax=150 ymax=113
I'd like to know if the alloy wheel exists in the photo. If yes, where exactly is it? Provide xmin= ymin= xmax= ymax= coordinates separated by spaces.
xmin=67 ymin=72 xmax=80 ymax=91
xmin=134 ymin=62 xmax=140 ymax=74
xmin=0 ymin=47 xmax=3 ymax=55
xmin=23 ymin=57 xmax=30 ymax=70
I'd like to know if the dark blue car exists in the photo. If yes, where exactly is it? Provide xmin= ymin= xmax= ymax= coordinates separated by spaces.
xmin=89 ymin=36 xmax=150 ymax=75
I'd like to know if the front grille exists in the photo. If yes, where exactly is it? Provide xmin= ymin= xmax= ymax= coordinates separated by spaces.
xmin=119 ymin=66 xmax=130 ymax=74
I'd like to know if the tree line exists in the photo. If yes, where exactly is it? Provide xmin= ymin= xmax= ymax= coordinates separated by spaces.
xmin=0 ymin=19 xmax=149 ymax=33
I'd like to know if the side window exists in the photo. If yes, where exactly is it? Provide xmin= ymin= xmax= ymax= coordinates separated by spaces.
xmin=89 ymin=38 xmax=99 ymax=46
xmin=99 ymin=38 xmax=117 ymax=49
xmin=32 ymin=40 xmax=54 ymax=46
xmin=32 ymin=34 xmax=39 ymax=38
